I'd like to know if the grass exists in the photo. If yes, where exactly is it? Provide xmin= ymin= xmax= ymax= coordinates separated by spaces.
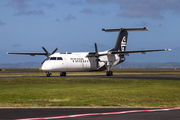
xmin=0 ymin=77 xmax=180 ymax=107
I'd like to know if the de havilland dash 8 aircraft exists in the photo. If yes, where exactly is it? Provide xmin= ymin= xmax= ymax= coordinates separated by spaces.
xmin=8 ymin=27 xmax=170 ymax=77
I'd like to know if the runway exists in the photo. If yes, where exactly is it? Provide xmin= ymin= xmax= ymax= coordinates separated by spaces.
xmin=1 ymin=69 xmax=180 ymax=80
xmin=0 ymin=74 xmax=180 ymax=80
xmin=1 ymin=107 xmax=180 ymax=120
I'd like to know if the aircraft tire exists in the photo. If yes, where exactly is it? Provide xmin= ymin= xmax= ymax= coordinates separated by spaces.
xmin=60 ymin=72 xmax=66 ymax=76
xmin=106 ymin=71 xmax=113 ymax=76
xmin=46 ymin=73 xmax=51 ymax=77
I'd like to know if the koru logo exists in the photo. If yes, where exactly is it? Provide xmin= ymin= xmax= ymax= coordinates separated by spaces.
xmin=121 ymin=36 xmax=126 ymax=51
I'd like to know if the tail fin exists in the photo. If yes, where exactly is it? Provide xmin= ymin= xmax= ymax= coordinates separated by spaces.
xmin=115 ymin=29 xmax=128 ymax=51
xmin=102 ymin=27 xmax=148 ymax=51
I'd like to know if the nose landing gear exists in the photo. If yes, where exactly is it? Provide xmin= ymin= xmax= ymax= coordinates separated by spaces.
xmin=60 ymin=72 xmax=66 ymax=76
xmin=45 ymin=72 xmax=66 ymax=77
xmin=46 ymin=72 xmax=52 ymax=77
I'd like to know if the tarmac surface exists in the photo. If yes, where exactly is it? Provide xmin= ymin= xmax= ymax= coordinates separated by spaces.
xmin=0 ymin=107 xmax=180 ymax=120
xmin=0 ymin=71 xmax=180 ymax=120
xmin=0 ymin=74 xmax=180 ymax=80
xmin=1 ymin=69 xmax=180 ymax=80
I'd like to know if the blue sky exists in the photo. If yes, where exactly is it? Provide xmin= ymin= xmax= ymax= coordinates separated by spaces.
xmin=0 ymin=0 xmax=180 ymax=64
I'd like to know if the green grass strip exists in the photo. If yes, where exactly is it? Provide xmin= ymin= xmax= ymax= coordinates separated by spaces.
xmin=0 ymin=78 xmax=180 ymax=107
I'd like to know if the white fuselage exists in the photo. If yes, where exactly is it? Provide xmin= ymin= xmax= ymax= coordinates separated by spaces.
xmin=41 ymin=52 xmax=124 ymax=72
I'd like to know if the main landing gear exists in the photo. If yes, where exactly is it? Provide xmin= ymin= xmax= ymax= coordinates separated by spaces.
xmin=104 ymin=62 xmax=113 ymax=76
xmin=106 ymin=71 xmax=113 ymax=76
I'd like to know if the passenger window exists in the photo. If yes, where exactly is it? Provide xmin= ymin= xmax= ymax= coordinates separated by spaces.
xmin=57 ymin=57 xmax=63 ymax=60
xmin=50 ymin=57 xmax=56 ymax=60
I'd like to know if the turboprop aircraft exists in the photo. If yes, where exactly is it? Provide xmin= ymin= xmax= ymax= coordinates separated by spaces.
xmin=8 ymin=27 xmax=170 ymax=77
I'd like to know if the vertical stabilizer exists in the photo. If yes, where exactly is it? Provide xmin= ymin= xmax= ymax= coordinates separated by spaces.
xmin=114 ymin=29 xmax=128 ymax=51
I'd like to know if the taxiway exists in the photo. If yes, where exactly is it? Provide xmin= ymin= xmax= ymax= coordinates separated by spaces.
xmin=0 ymin=74 xmax=180 ymax=80
xmin=1 ymin=107 xmax=180 ymax=120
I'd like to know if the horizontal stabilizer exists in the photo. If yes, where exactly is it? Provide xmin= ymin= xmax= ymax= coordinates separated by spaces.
xmin=102 ymin=27 xmax=149 ymax=32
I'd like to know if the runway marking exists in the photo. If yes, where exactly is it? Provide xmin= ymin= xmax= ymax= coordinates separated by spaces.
xmin=15 ymin=108 xmax=180 ymax=120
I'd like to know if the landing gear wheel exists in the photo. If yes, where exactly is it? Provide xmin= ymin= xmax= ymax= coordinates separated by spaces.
xmin=60 ymin=72 xmax=66 ymax=77
xmin=106 ymin=71 xmax=113 ymax=76
xmin=46 ymin=72 xmax=51 ymax=77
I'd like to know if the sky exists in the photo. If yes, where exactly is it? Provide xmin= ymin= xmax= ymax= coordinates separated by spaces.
xmin=0 ymin=0 xmax=180 ymax=64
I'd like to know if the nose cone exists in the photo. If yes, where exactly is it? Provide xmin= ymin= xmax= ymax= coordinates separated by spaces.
xmin=41 ymin=61 xmax=52 ymax=71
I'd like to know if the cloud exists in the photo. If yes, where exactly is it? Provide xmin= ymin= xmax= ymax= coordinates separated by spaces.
xmin=80 ymin=8 xmax=110 ymax=16
xmin=5 ymin=0 xmax=30 ymax=10
xmin=80 ymin=8 xmax=94 ymax=14
xmin=64 ymin=14 xmax=77 ymax=21
xmin=97 ymin=8 xmax=111 ymax=16
xmin=14 ymin=10 xmax=44 ymax=16
xmin=118 ymin=0 xmax=165 ymax=19
xmin=85 ymin=0 xmax=180 ymax=19
xmin=6 ymin=0 xmax=45 ymax=16
xmin=0 ymin=20 xmax=5 ymax=26
xmin=37 ymin=2 xmax=55 ymax=9
xmin=136 ymin=21 xmax=148 ymax=27
xmin=86 ymin=0 xmax=111 ymax=4
xmin=158 ymin=24 xmax=162 ymax=27
xmin=64 ymin=0 xmax=84 ymax=5
xmin=56 ymin=18 xmax=61 ymax=22
xmin=12 ymin=44 xmax=21 ymax=47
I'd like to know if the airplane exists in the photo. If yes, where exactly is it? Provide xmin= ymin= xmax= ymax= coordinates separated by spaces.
xmin=7 ymin=27 xmax=171 ymax=77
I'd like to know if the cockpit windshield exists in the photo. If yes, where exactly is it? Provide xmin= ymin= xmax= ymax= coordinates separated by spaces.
xmin=50 ymin=57 xmax=56 ymax=60
xmin=45 ymin=57 xmax=63 ymax=61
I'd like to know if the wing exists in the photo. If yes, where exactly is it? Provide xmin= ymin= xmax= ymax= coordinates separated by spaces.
xmin=7 ymin=47 xmax=58 ymax=57
xmin=87 ymin=49 xmax=171 ymax=57
xmin=7 ymin=52 xmax=47 ymax=56
xmin=108 ymin=49 xmax=171 ymax=56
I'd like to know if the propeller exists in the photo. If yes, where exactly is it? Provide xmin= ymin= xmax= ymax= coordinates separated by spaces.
xmin=42 ymin=46 xmax=58 ymax=57
xmin=94 ymin=42 xmax=100 ymax=69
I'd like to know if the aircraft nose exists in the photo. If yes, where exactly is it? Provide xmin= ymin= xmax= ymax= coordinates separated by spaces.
xmin=41 ymin=64 xmax=47 ymax=71
xmin=41 ymin=62 xmax=52 ymax=71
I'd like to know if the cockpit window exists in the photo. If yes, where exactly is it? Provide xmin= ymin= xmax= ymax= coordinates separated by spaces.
xmin=50 ymin=57 xmax=56 ymax=60
xmin=57 ymin=57 xmax=63 ymax=60
xmin=48 ymin=57 xmax=63 ymax=60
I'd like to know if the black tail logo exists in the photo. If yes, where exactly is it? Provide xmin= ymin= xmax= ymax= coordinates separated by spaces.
xmin=121 ymin=36 xmax=127 ymax=51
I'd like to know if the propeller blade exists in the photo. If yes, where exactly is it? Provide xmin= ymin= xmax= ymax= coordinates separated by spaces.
xmin=42 ymin=47 xmax=48 ymax=54
xmin=94 ymin=42 xmax=98 ymax=53
xmin=94 ymin=42 xmax=99 ymax=57
xmin=96 ymin=59 xmax=101 ymax=69
xmin=94 ymin=42 xmax=99 ymax=69
xmin=52 ymin=47 xmax=58 ymax=54
xmin=42 ymin=46 xmax=50 ymax=57
xmin=96 ymin=60 xmax=99 ymax=68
